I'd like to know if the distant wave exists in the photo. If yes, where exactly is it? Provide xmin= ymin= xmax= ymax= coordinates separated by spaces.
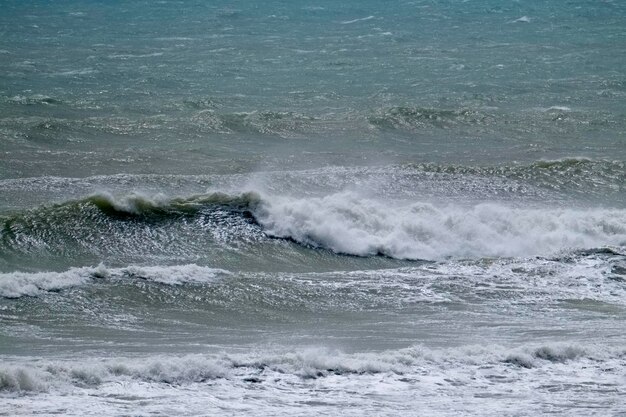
xmin=0 ymin=103 xmax=499 ymax=139
xmin=87 ymin=191 xmax=261 ymax=217
xmin=367 ymin=106 xmax=496 ymax=130
xmin=2 ymin=99 xmax=622 ymax=143
xmin=1 ymin=159 xmax=622 ymax=200
xmin=190 ymin=110 xmax=317 ymax=138
xmin=407 ymin=157 xmax=625 ymax=180
xmin=406 ymin=158 xmax=625 ymax=199
xmin=5 ymin=94 xmax=62 ymax=106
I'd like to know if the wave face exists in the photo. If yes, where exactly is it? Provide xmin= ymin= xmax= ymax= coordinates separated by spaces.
xmin=86 ymin=191 xmax=261 ymax=217
xmin=0 ymin=191 xmax=268 ymax=272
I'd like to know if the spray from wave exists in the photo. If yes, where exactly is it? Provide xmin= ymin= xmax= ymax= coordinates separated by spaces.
xmin=254 ymin=191 xmax=626 ymax=260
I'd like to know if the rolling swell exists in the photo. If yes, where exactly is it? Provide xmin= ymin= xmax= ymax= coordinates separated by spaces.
xmin=368 ymin=106 xmax=496 ymax=130
xmin=0 ymin=191 xmax=261 ymax=223
xmin=0 ymin=192 xmax=265 ymax=268
xmin=2 ymin=189 xmax=626 ymax=264
xmin=191 ymin=110 xmax=317 ymax=138
xmin=406 ymin=158 xmax=625 ymax=198
xmin=407 ymin=158 xmax=625 ymax=179
xmin=87 ymin=191 xmax=261 ymax=218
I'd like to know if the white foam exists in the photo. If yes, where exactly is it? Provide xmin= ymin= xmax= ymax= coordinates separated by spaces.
xmin=53 ymin=68 xmax=98 ymax=76
xmin=92 ymin=190 xmax=171 ymax=214
xmin=315 ymin=253 xmax=626 ymax=305
xmin=547 ymin=105 xmax=572 ymax=111
xmin=1 ymin=343 xmax=624 ymax=416
xmin=123 ymin=264 xmax=230 ymax=285
xmin=155 ymin=37 xmax=195 ymax=41
xmin=0 ymin=366 xmax=48 ymax=392
xmin=254 ymin=191 xmax=626 ymax=260
xmin=107 ymin=52 xmax=164 ymax=59
xmin=0 ymin=266 xmax=97 ymax=298
xmin=0 ymin=354 xmax=229 ymax=393
xmin=341 ymin=15 xmax=375 ymax=24
xmin=0 ymin=264 xmax=229 ymax=298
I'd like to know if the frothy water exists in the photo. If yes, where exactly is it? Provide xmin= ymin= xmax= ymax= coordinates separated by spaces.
xmin=0 ymin=264 xmax=230 ymax=298
xmin=2 ymin=344 xmax=625 ymax=416
xmin=256 ymin=191 xmax=626 ymax=259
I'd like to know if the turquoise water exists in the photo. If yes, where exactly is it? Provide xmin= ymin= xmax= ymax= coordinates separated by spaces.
xmin=1 ymin=1 xmax=625 ymax=415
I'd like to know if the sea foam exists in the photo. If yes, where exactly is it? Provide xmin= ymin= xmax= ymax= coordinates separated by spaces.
xmin=254 ymin=191 xmax=626 ymax=260
xmin=0 ymin=264 xmax=229 ymax=298
xmin=0 ymin=342 xmax=621 ymax=394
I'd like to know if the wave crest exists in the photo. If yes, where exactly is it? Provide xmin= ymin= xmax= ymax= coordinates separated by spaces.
xmin=255 ymin=191 xmax=626 ymax=260
xmin=406 ymin=158 xmax=625 ymax=197
xmin=368 ymin=106 xmax=495 ymax=130
xmin=191 ymin=110 xmax=316 ymax=137
xmin=87 ymin=191 xmax=261 ymax=217
xmin=0 ymin=191 xmax=261 ymax=222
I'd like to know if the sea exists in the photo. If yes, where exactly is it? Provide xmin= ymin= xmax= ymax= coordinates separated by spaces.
xmin=1 ymin=0 xmax=625 ymax=415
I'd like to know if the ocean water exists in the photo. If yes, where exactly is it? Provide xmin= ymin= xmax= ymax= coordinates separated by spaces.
xmin=1 ymin=0 xmax=625 ymax=415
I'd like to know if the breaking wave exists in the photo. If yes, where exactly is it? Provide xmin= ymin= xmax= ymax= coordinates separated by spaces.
xmin=2 ymin=189 xmax=625 ymax=263
xmin=0 ymin=190 xmax=269 ymax=269
xmin=255 ymin=191 xmax=626 ymax=260
xmin=0 ymin=264 xmax=229 ymax=298
xmin=1 ymin=343 xmax=623 ymax=393
xmin=86 ymin=191 xmax=261 ymax=217
xmin=0 ymin=190 xmax=260 ymax=228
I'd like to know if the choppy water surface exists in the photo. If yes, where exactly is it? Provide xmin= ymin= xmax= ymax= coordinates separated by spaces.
xmin=1 ymin=1 xmax=625 ymax=415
